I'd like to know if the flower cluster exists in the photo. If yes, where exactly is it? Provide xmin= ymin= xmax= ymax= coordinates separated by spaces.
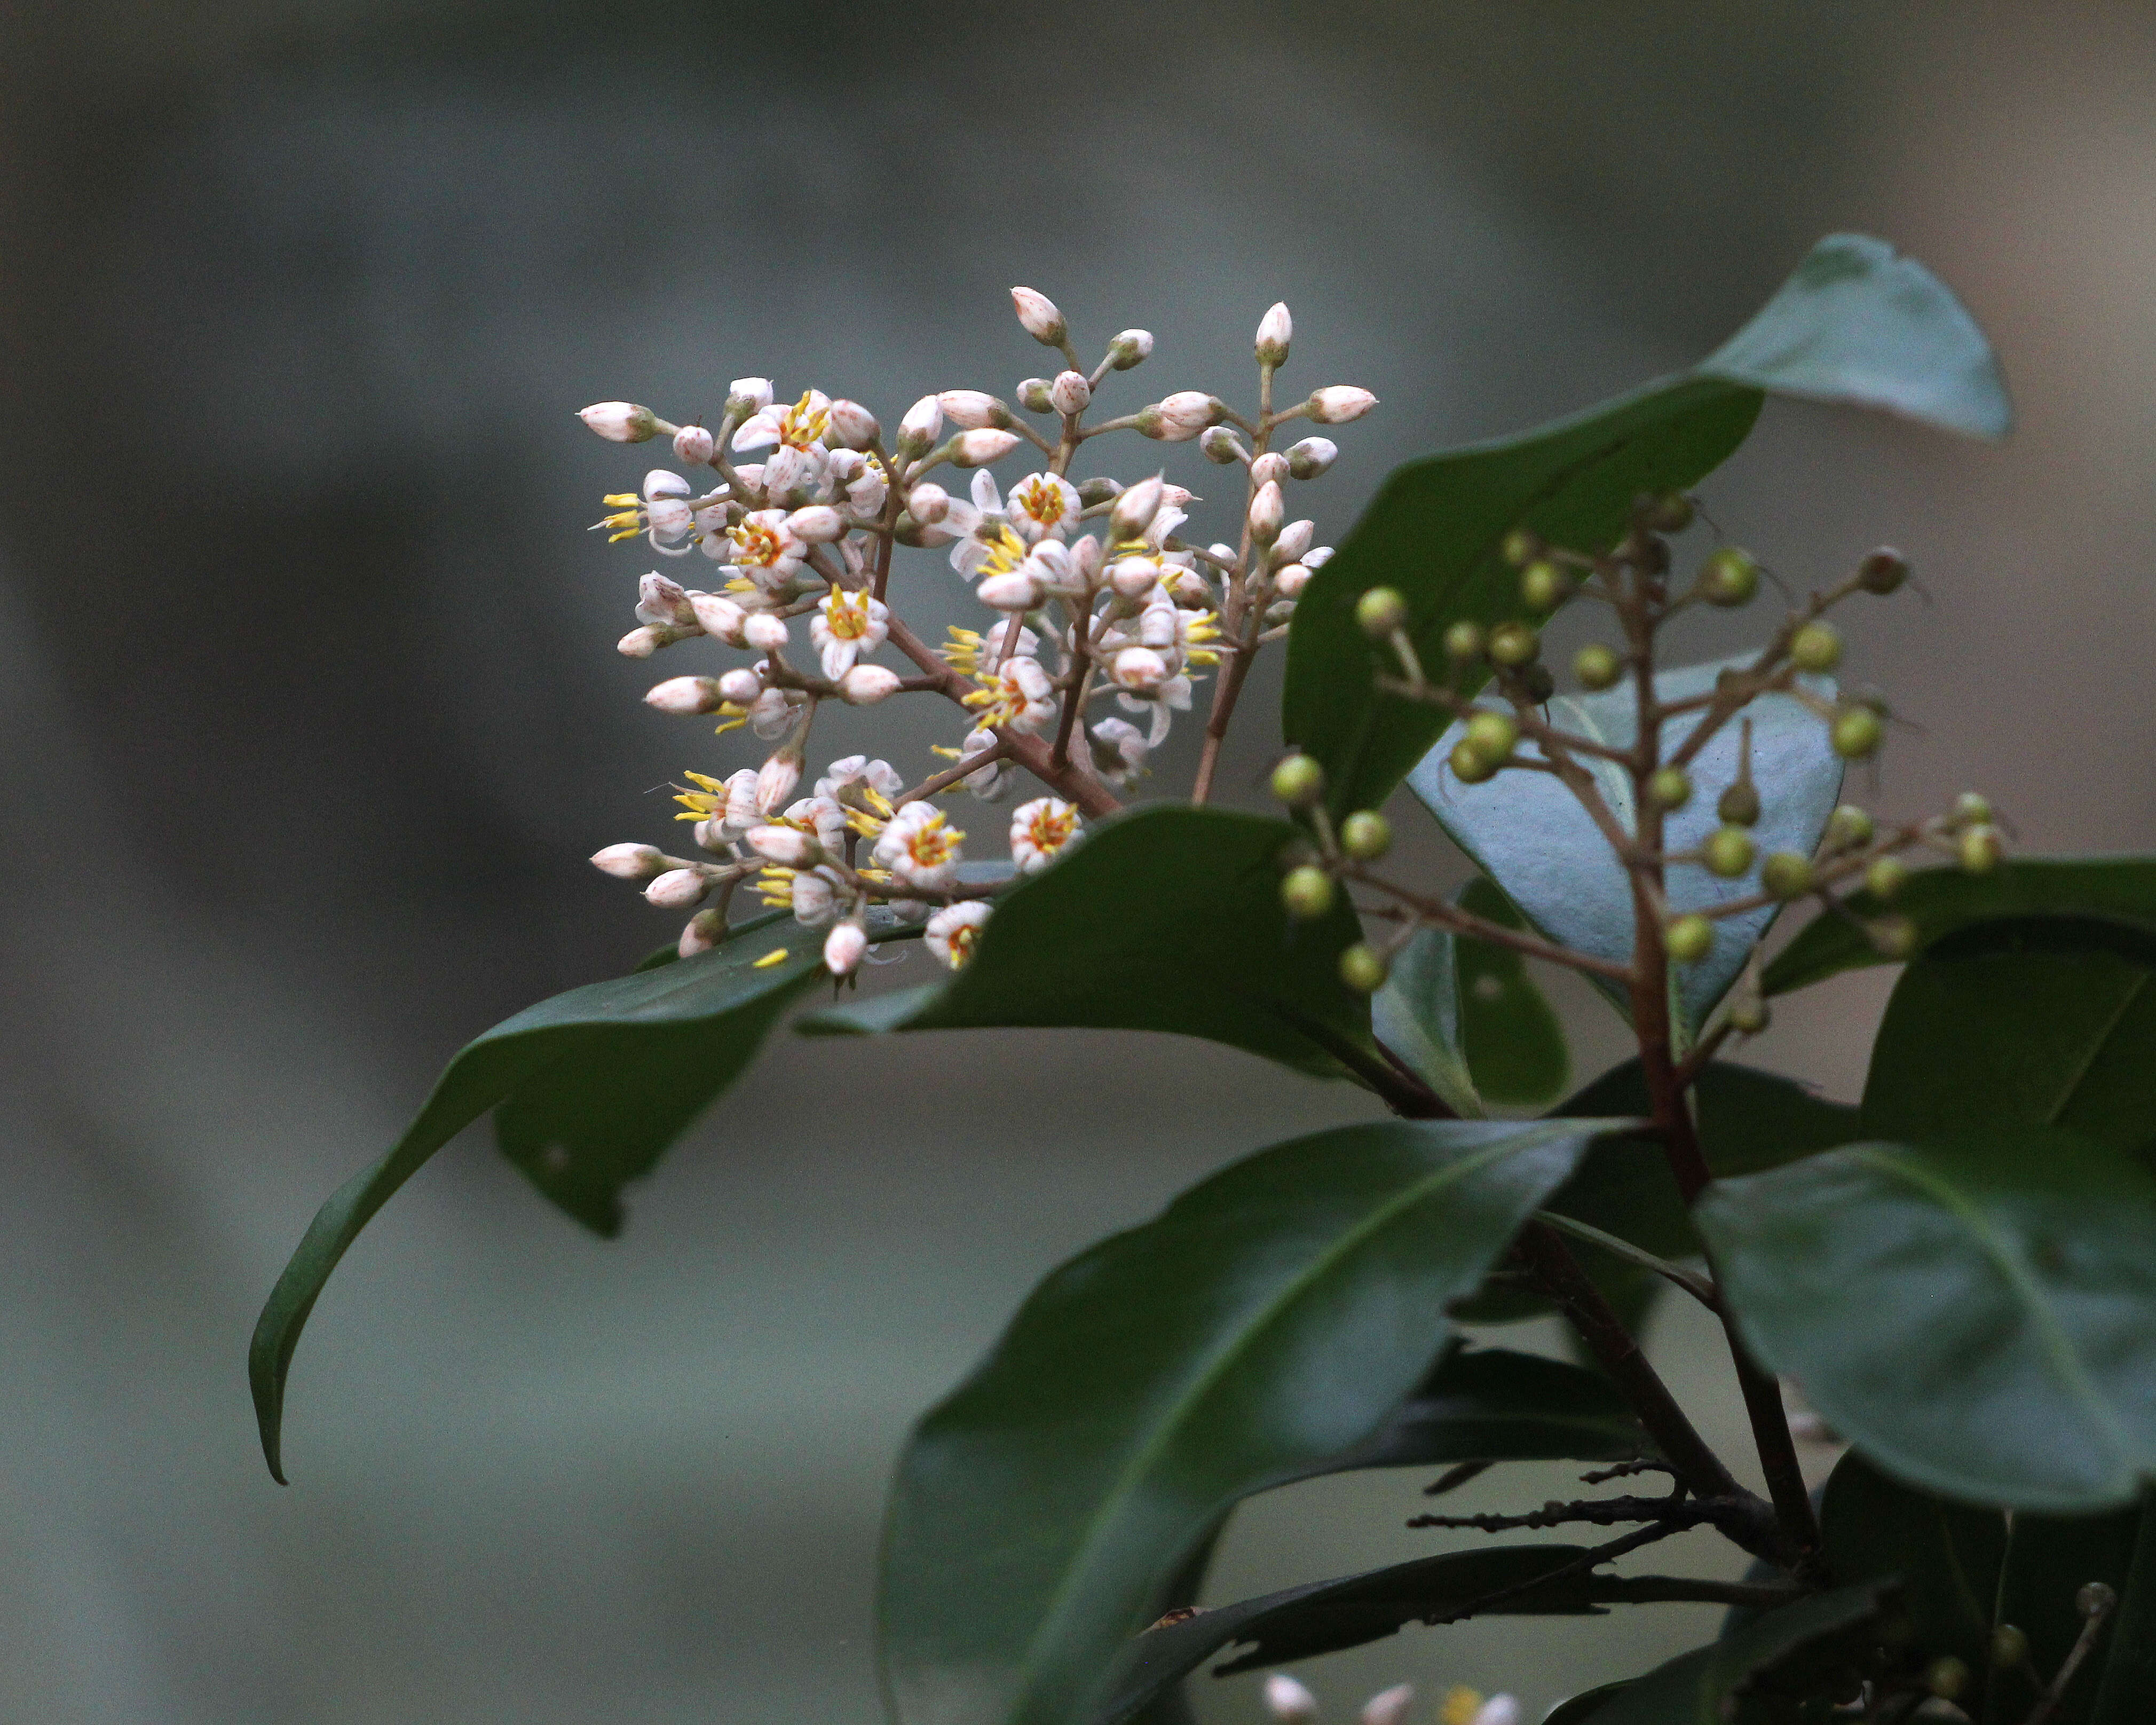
xmin=582 ymin=289 xmax=1375 ymax=977
xmin=1261 ymin=1672 xmax=1520 ymax=1725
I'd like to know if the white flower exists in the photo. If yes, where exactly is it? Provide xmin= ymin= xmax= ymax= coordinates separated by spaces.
xmin=1010 ymin=286 xmax=1067 ymax=345
xmin=939 ymin=389 xmax=1003 ymax=430
xmin=839 ymin=665 xmax=902 ymax=705
xmin=727 ymin=377 xmax=776 ymax=414
xmin=756 ymin=751 xmax=802 ymax=814
xmin=733 ymin=388 xmax=832 ymax=454
xmin=1151 ymin=391 xmax=1218 ymax=441
xmin=897 ymin=393 xmax=944 ymax=453
xmin=673 ymin=424 xmax=716 ymax=464
xmin=788 ymin=864 xmax=846 ymax=927
xmin=826 ymin=448 xmax=887 ymax=516
xmin=636 ymin=572 xmax=696 ymax=627
xmin=826 ymin=398 xmax=878 ymax=449
xmin=811 ymin=589 xmax=890 ymax=679
xmin=1255 ymin=301 xmax=1293 ymax=365
xmin=1264 ymin=1675 xmax=1317 ymax=1725
xmin=645 ymin=868 xmax=710 ymax=909
xmin=1005 ymin=472 xmax=1081 ymax=543
xmin=823 ymin=921 xmax=868 ymax=976
xmin=873 ymin=801 xmax=966 ymax=891
xmin=1307 ymin=385 xmax=1378 ymax=424
xmin=746 ymin=825 xmax=822 ymax=865
xmin=762 ymin=441 xmax=829 ymax=502
xmin=593 ymin=470 xmax=699 ymax=556
xmin=578 ymin=401 xmax=658 ymax=443
xmin=723 ymin=509 xmax=808 ymax=589
xmin=590 ymin=842 xmax=667 ymax=880
xmin=925 ymin=900 xmax=993 ymax=970
xmin=1109 ymin=646 xmax=1170 ymax=696
xmin=962 ymin=654 xmax=1056 ymax=734
xmin=816 ymin=755 xmax=904 ymax=804
xmin=1089 ymin=716 xmax=1151 ymax=784
xmin=1009 ymin=799 xmax=1080 ymax=873
xmin=949 ymin=726 xmax=1012 ymax=800
xmin=1359 ymin=1685 xmax=1412 ymax=1725
xmin=952 ymin=428 xmax=1021 ymax=467
xmin=783 ymin=795 xmax=850 ymax=850
xmin=747 ymin=687 xmax=801 ymax=740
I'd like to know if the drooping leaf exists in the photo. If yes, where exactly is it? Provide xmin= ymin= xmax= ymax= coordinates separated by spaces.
xmin=1408 ymin=656 xmax=1843 ymax=1039
xmin=1284 ymin=233 xmax=2008 ymax=820
xmin=249 ymin=910 xmax=827 ymax=1482
xmin=1861 ymin=918 xmax=2156 ymax=1159
xmin=1096 ymin=1545 xmax=1610 ymax=1724
xmin=877 ymin=1117 xmax=1624 ymax=1725
xmin=1698 ymin=1130 xmax=2156 ymax=1511
xmin=1371 ymin=877 xmax=1568 ymax=1115
xmin=801 ymin=805 xmax=1377 ymax=1082
xmin=1581 ymin=1581 xmax=1898 ymax=1725
xmin=1764 ymin=857 xmax=2156 ymax=995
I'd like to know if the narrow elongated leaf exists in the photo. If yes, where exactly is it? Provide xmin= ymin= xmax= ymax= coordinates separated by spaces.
xmin=1764 ymin=856 xmax=2156 ymax=994
xmin=1699 ymin=1130 xmax=2156 ymax=1511
xmin=249 ymin=910 xmax=825 ymax=1481
xmin=1583 ymin=1582 xmax=1897 ymax=1725
xmin=1285 ymin=233 xmax=2008 ymax=819
xmin=1861 ymin=918 xmax=2156 ymax=1157
xmin=878 ymin=1117 xmax=1623 ymax=1725
xmin=1409 ymin=657 xmax=1842 ymax=1038
xmin=2090 ymin=1501 xmax=2156 ymax=1725
xmin=801 ymin=805 xmax=1375 ymax=1081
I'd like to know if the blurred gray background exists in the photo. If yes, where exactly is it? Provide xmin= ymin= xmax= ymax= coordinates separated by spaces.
xmin=4 ymin=3 xmax=2154 ymax=1720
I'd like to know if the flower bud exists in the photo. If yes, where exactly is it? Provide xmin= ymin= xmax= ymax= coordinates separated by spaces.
xmin=1667 ymin=913 xmax=1715 ymax=964
xmin=1076 ymin=476 xmax=1122 ymax=507
xmin=1647 ymin=766 xmax=1691 ymax=810
xmin=1107 ymin=328 xmax=1154 ymax=369
xmin=1200 ymin=425 xmax=1246 ymax=464
xmin=1702 ymin=826 xmax=1755 ymax=878
xmin=1868 ymin=914 xmax=1919 ymax=959
xmin=1286 ymin=436 xmax=1338 ymax=480
xmin=1790 ymin=621 xmax=1843 ymax=673
xmin=1355 ymin=587 xmax=1408 ymax=637
xmin=1636 ymin=490 xmax=1695 ymax=533
xmin=1449 ymin=739 xmax=1498 ymax=784
xmin=939 ymin=390 xmax=1005 ymax=430
xmin=690 ymin=592 xmax=749 ymax=645
xmin=977 ymin=570 xmax=1043 ymax=611
xmin=747 ymin=824 xmax=822 ymax=865
xmin=1110 ymin=646 xmax=1170 ymax=694
xmin=1444 ymin=621 xmax=1486 ymax=662
xmin=1953 ymin=791 xmax=1993 ymax=825
xmin=717 ymin=667 xmax=763 ymax=705
xmin=1152 ymin=391 xmax=1219 ymax=441
xmin=591 ymin=842 xmax=668 ymax=880
xmin=1010 ymin=286 xmax=1067 ymax=346
xmin=824 ymin=921 xmax=868 ymax=977
xmin=1273 ymin=563 xmax=1312 ymax=600
xmin=1307 ymin=385 xmax=1377 ymax=424
xmin=1520 ymin=560 xmax=1571 ymax=612
xmin=1699 ymin=547 xmax=1759 ymax=607
xmin=743 ymin=611 xmax=789 ymax=651
xmin=678 ymin=909 xmax=725 ymax=957
xmin=618 ymin=627 xmax=664 ymax=658
xmin=1464 ymin=710 xmax=1518 ymax=767
xmin=1107 ymin=557 xmax=1160 ymax=600
xmin=1339 ymin=943 xmax=1388 ymax=993
xmin=2078 ymin=1582 xmax=2118 ymax=1619
xmin=1265 ymin=1676 xmax=1318 ymax=1725
xmin=1341 ymin=811 xmax=1391 ymax=860
xmin=726 ymin=377 xmax=775 ymax=415
xmin=672 ymin=424 xmax=716 ymax=464
xmin=952 ymin=428 xmax=1021 ymax=467
xmin=1858 ymin=546 xmax=1910 ymax=595
xmin=1255 ymin=302 xmax=1293 ymax=366
xmin=1762 ymin=852 xmax=1815 ymax=899
xmin=897 ymin=394 xmax=944 ymax=454
xmin=1488 ymin=621 xmax=1539 ymax=666
xmin=1273 ymin=519 xmax=1315 ymax=564
xmin=645 ymin=868 xmax=712 ymax=909
xmin=1959 ymin=824 xmax=2002 ymax=874
xmin=787 ymin=505 xmax=846 ymax=543
xmin=578 ymin=401 xmax=659 ymax=443
xmin=1110 ymin=475 xmax=1166 ymax=541
xmin=907 ymin=484 xmax=951 ymax=526
xmin=1826 ymin=804 xmax=1874 ymax=848
xmin=1360 ymin=1685 xmax=1413 ymax=1725
xmin=645 ymin=676 xmax=726 ymax=715
xmin=1280 ymin=865 xmax=1335 ymax=920
xmin=1049 ymin=370 xmax=1092 ymax=415
xmin=1249 ymin=480 xmax=1285 ymax=545
xmin=1830 ymin=706 xmax=1885 ymax=760
xmin=1016 ymin=377 xmax=1054 ymax=413
xmin=1270 ymin=753 xmax=1326 ymax=808
xmin=1866 ymin=856 xmax=1909 ymax=900
xmin=1992 ymin=1624 xmax=2030 ymax=1669
xmin=755 ymin=753 xmax=801 ymax=815
xmin=1502 ymin=527 xmax=1541 ymax=568
xmin=839 ymin=664 xmax=901 ymax=705
xmin=1574 ymin=643 xmax=1623 ymax=691
xmin=823 ymin=398 xmax=876 ymax=450
xmin=1729 ymin=998 xmax=1770 ymax=1035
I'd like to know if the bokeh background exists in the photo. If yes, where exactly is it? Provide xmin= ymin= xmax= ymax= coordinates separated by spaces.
xmin=5 ymin=4 xmax=2155 ymax=1720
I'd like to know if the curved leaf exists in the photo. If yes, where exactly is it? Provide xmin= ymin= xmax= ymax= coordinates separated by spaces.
xmin=1764 ymin=856 xmax=2156 ymax=995
xmin=877 ymin=1117 xmax=1623 ymax=1725
xmin=2090 ymin=1503 xmax=2156 ymax=1725
xmin=800 ymin=805 xmax=1375 ymax=1081
xmin=1285 ymin=233 xmax=2008 ymax=819
xmin=249 ymin=910 xmax=825 ymax=1482
xmin=1699 ymin=1130 xmax=2156 ymax=1511
xmin=1408 ymin=656 xmax=1842 ymax=1039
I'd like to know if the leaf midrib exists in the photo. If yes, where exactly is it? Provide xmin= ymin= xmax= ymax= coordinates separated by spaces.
xmin=2040 ymin=969 xmax=2149 ymax=1128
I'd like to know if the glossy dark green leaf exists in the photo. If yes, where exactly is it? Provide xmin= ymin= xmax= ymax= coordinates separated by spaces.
xmin=2090 ymin=1502 xmax=2156 ymax=1725
xmin=1284 ymin=233 xmax=2007 ymax=821
xmin=1699 ymin=1130 xmax=2156 ymax=1511
xmin=1097 ymin=1545 xmax=1609 ymax=1724
xmin=1861 ymin=919 xmax=2156 ymax=1159
xmin=1543 ymin=1686 xmax=1628 ymax=1725
xmin=801 ymin=805 xmax=1376 ymax=1082
xmin=1371 ymin=878 xmax=1567 ymax=1114
xmin=1764 ymin=857 xmax=2156 ymax=995
xmin=878 ymin=1117 xmax=1621 ymax=1725
xmin=2004 ymin=1496 xmax=2145 ymax=1725
xmin=249 ymin=910 xmax=825 ymax=1482
xmin=1409 ymin=657 xmax=1842 ymax=1039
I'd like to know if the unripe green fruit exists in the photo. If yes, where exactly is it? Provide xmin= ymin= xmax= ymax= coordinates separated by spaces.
xmin=1665 ymin=914 xmax=1715 ymax=965
xmin=1443 ymin=620 xmax=1486 ymax=662
xmin=1991 ymin=1624 xmax=2029 ymax=1669
xmin=1954 ymin=791 xmax=1993 ymax=825
xmin=1355 ymin=587 xmax=1408 ymax=638
xmin=1865 ymin=856 xmax=1909 ymax=901
xmin=1729 ymin=998 xmax=1770 ymax=1035
xmin=1487 ymin=621 xmax=1540 ymax=666
xmin=1338 ymin=943 xmax=1389 ymax=993
xmin=1637 ymin=490 xmax=1695 ymax=534
xmin=1340 ymin=810 xmax=1392 ymax=860
xmin=1702 ymin=826 xmax=1756 ymax=878
xmin=1501 ymin=526 xmax=1541 ymax=568
xmin=1858 ymin=546 xmax=1910 ymax=595
xmin=1449 ymin=739 xmax=1497 ymax=784
xmin=1520 ymin=560 xmax=1570 ymax=612
xmin=1717 ymin=779 xmax=1762 ymax=827
xmin=1270 ymin=753 xmax=1326 ymax=808
xmin=1518 ymin=663 xmax=1556 ymax=705
xmin=1698 ymin=546 xmax=1760 ymax=607
xmin=1827 ymin=804 xmax=1875 ymax=848
xmin=1790 ymin=621 xmax=1843 ymax=673
xmin=1762 ymin=852 xmax=1815 ymax=899
xmin=1647 ymin=766 xmax=1692 ymax=811
xmin=1926 ymin=1657 xmax=1970 ymax=1701
xmin=1831 ymin=706 xmax=1885 ymax=760
xmin=1280 ymin=865 xmax=1336 ymax=920
xmin=1464 ymin=710 xmax=1520 ymax=764
xmin=1868 ymin=914 xmax=1919 ymax=960
xmin=1960 ymin=824 xmax=2002 ymax=875
xmin=1573 ymin=643 xmax=1623 ymax=691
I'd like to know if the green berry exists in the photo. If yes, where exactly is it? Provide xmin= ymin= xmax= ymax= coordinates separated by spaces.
xmin=1442 ymin=620 xmax=1486 ymax=662
xmin=1338 ymin=943 xmax=1389 ymax=993
xmin=1761 ymin=852 xmax=1815 ymax=899
xmin=1960 ymin=824 xmax=2002 ymax=875
xmin=1830 ymin=706 xmax=1885 ymax=760
xmin=1857 ymin=546 xmax=1910 ymax=595
xmin=1926 ymin=1657 xmax=1970 ymax=1701
xmin=1868 ymin=914 xmax=1919 ymax=960
xmin=1826 ymin=804 xmax=1875 ymax=848
xmin=1520 ymin=559 xmax=1570 ymax=612
xmin=1992 ymin=1624 xmax=2029 ymax=1669
xmin=1355 ymin=587 xmax=1409 ymax=638
xmin=1340 ymin=810 xmax=1392 ymax=860
xmin=1665 ymin=914 xmax=1715 ymax=965
xmin=1449 ymin=738 xmax=1498 ymax=784
xmin=1500 ymin=526 xmax=1541 ymax=568
xmin=1636 ymin=490 xmax=1695 ymax=534
xmin=1729 ymin=998 xmax=1770 ymax=1035
xmin=1647 ymin=766 xmax=1691 ymax=811
xmin=1702 ymin=826 xmax=1756 ymax=879
xmin=1487 ymin=621 xmax=1539 ymax=666
xmin=1270 ymin=753 xmax=1326 ymax=808
xmin=1573 ymin=643 xmax=1623 ymax=691
xmin=1280 ymin=865 xmax=1336 ymax=920
xmin=1463 ymin=710 xmax=1519 ymax=765
xmin=1698 ymin=546 xmax=1760 ymax=607
xmin=1954 ymin=791 xmax=1993 ymax=825
xmin=1717 ymin=779 xmax=1762 ymax=827
xmin=1790 ymin=621 xmax=1843 ymax=673
xmin=1864 ymin=856 xmax=1909 ymax=901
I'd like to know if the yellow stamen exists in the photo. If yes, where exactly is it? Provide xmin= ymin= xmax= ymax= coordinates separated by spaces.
xmin=602 ymin=492 xmax=640 ymax=507
xmin=1441 ymin=1688 xmax=1484 ymax=1725
xmin=752 ymin=948 xmax=790 ymax=968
